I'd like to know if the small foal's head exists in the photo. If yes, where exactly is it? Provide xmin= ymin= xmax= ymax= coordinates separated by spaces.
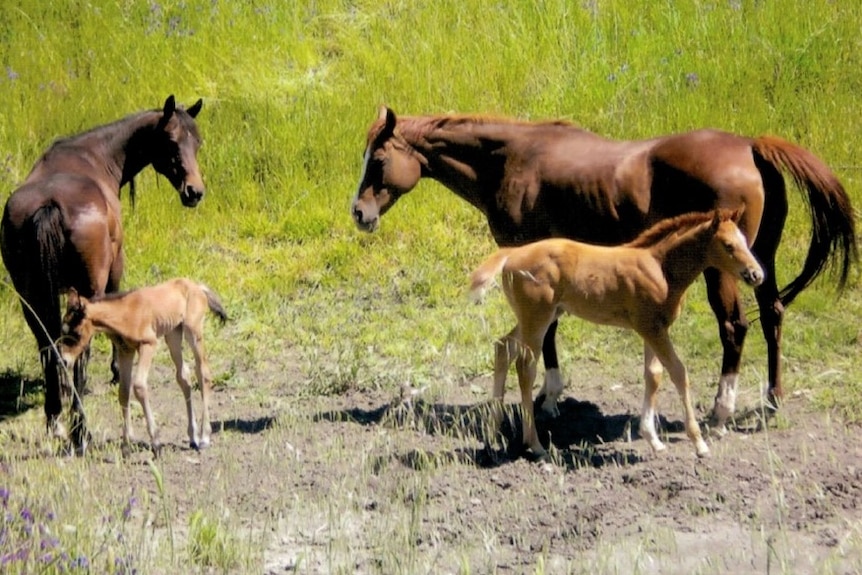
xmin=351 ymin=106 xmax=422 ymax=232
xmin=150 ymin=95 xmax=205 ymax=208
xmin=707 ymin=209 xmax=765 ymax=287
xmin=58 ymin=289 xmax=96 ymax=367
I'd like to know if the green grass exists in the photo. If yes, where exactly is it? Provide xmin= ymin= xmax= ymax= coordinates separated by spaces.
xmin=1 ymin=1 xmax=861 ymax=572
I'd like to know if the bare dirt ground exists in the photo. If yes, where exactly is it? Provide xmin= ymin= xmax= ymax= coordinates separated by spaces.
xmin=3 ymin=356 xmax=862 ymax=574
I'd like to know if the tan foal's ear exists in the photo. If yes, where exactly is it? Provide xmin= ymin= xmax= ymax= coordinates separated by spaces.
xmin=730 ymin=205 xmax=745 ymax=223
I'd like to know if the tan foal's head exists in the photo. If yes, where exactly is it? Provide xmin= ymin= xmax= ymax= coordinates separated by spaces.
xmin=707 ymin=209 xmax=765 ymax=287
xmin=58 ymin=289 xmax=96 ymax=367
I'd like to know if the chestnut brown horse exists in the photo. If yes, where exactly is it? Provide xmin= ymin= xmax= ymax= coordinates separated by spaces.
xmin=351 ymin=107 xmax=856 ymax=429
xmin=1 ymin=95 xmax=205 ymax=453
xmin=470 ymin=210 xmax=764 ymax=459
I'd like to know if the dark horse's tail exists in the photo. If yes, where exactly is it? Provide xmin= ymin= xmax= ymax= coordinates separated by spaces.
xmin=31 ymin=202 xmax=66 ymax=348
xmin=753 ymin=136 xmax=858 ymax=307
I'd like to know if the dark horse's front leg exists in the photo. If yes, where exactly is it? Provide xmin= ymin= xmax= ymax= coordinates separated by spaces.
xmin=69 ymin=346 xmax=91 ymax=454
xmin=535 ymin=320 xmax=564 ymax=417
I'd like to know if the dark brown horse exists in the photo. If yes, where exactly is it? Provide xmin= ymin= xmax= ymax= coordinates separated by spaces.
xmin=1 ymin=95 xmax=205 ymax=453
xmin=351 ymin=107 xmax=856 ymax=430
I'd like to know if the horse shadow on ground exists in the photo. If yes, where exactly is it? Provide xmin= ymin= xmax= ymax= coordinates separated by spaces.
xmin=0 ymin=370 xmax=42 ymax=423
xmin=313 ymin=393 xmax=692 ymax=470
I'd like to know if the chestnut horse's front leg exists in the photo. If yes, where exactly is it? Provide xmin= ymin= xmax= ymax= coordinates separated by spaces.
xmin=703 ymin=268 xmax=749 ymax=431
xmin=536 ymin=320 xmax=563 ymax=417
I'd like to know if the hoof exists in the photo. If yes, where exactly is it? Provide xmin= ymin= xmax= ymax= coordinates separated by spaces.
xmin=121 ymin=442 xmax=132 ymax=460
xmin=151 ymin=443 xmax=163 ymax=459
xmin=535 ymin=394 xmax=560 ymax=419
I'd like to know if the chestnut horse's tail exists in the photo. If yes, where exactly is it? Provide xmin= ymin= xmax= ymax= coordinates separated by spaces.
xmin=753 ymin=136 xmax=858 ymax=307
xmin=201 ymin=284 xmax=228 ymax=323
xmin=469 ymin=249 xmax=513 ymax=302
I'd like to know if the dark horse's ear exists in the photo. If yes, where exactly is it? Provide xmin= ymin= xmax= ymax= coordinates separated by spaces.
xmin=376 ymin=106 xmax=397 ymax=141
xmin=186 ymin=98 xmax=203 ymax=118
xmin=157 ymin=95 xmax=177 ymax=130
xmin=65 ymin=288 xmax=81 ymax=309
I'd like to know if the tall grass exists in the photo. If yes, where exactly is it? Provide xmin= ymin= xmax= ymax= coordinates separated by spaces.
xmin=0 ymin=1 xmax=861 ymax=571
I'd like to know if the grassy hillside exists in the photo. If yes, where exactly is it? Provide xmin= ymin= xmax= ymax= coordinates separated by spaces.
xmin=0 ymin=1 xmax=861 ymax=571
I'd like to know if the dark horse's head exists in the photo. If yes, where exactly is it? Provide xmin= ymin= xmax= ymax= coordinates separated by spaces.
xmin=150 ymin=95 xmax=205 ymax=208
xmin=351 ymin=106 xmax=422 ymax=232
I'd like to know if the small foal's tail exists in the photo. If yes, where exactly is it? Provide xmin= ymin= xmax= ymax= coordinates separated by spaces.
xmin=201 ymin=285 xmax=229 ymax=323
xmin=469 ymin=249 xmax=513 ymax=302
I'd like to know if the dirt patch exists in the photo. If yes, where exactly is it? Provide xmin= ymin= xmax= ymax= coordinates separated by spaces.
xmin=2 ymin=361 xmax=861 ymax=574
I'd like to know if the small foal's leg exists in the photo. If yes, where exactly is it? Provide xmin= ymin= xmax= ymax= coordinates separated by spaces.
xmin=515 ymin=335 xmax=547 ymax=459
xmin=185 ymin=325 xmax=212 ymax=449
xmin=166 ymin=329 xmax=198 ymax=449
xmin=640 ymin=344 xmax=667 ymax=454
xmin=131 ymin=343 xmax=161 ymax=455
xmin=115 ymin=350 xmax=135 ymax=457
xmin=649 ymin=334 xmax=709 ymax=457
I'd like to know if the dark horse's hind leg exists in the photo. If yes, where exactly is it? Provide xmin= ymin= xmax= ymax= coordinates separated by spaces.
xmin=704 ymin=268 xmax=750 ymax=431
xmin=535 ymin=320 xmax=564 ymax=417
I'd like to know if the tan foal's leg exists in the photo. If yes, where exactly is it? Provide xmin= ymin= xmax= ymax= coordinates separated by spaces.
xmin=165 ymin=328 xmax=198 ymax=449
xmin=515 ymin=335 xmax=547 ymax=459
xmin=116 ymin=349 xmax=135 ymax=457
xmin=132 ymin=343 xmax=161 ymax=455
xmin=490 ymin=327 xmax=520 ymax=444
xmin=185 ymin=324 xmax=213 ymax=449
xmin=640 ymin=343 xmax=667 ymax=453
xmin=649 ymin=332 xmax=709 ymax=457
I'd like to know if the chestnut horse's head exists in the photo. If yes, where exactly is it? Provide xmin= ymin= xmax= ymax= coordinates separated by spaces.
xmin=150 ymin=95 xmax=205 ymax=208
xmin=351 ymin=106 xmax=422 ymax=232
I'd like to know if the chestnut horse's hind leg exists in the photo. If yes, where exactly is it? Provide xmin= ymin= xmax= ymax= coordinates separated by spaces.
xmin=703 ymin=268 xmax=749 ymax=431
xmin=536 ymin=320 xmax=563 ymax=418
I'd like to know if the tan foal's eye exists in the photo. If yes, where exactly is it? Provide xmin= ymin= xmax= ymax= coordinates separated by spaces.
xmin=723 ymin=242 xmax=735 ymax=254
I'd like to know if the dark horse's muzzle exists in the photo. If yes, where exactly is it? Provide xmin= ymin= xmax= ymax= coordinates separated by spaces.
xmin=352 ymin=205 xmax=379 ymax=232
xmin=180 ymin=184 xmax=204 ymax=207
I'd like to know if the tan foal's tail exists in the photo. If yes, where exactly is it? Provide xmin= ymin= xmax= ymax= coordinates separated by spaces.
xmin=201 ymin=285 xmax=229 ymax=323
xmin=469 ymin=249 xmax=513 ymax=302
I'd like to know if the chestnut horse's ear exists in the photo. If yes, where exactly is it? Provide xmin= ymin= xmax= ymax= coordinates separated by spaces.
xmin=186 ymin=98 xmax=203 ymax=118
xmin=157 ymin=95 xmax=177 ymax=130
xmin=377 ymin=106 xmax=397 ymax=141
xmin=710 ymin=209 xmax=722 ymax=232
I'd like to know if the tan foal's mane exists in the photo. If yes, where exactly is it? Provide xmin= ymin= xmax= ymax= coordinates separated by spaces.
xmin=625 ymin=210 xmax=731 ymax=249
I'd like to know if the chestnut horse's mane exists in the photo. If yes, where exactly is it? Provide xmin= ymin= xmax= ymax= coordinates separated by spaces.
xmin=367 ymin=112 xmax=580 ymax=146
xmin=625 ymin=210 xmax=732 ymax=249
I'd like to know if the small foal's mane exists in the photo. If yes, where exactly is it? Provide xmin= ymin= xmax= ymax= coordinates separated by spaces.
xmin=625 ymin=210 xmax=729 ymax=249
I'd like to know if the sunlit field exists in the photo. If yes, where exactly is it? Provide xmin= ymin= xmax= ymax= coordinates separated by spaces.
xmin=1 ymin=1 xmax=861 ymax=572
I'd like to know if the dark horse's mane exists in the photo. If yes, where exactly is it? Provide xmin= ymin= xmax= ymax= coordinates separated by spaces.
xmin=625 ymin=210 xmax=732 ymax=249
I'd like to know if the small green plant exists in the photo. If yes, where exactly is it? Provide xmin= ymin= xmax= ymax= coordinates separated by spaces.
xmin=187 ymin=509 xmax=240 ymax=571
